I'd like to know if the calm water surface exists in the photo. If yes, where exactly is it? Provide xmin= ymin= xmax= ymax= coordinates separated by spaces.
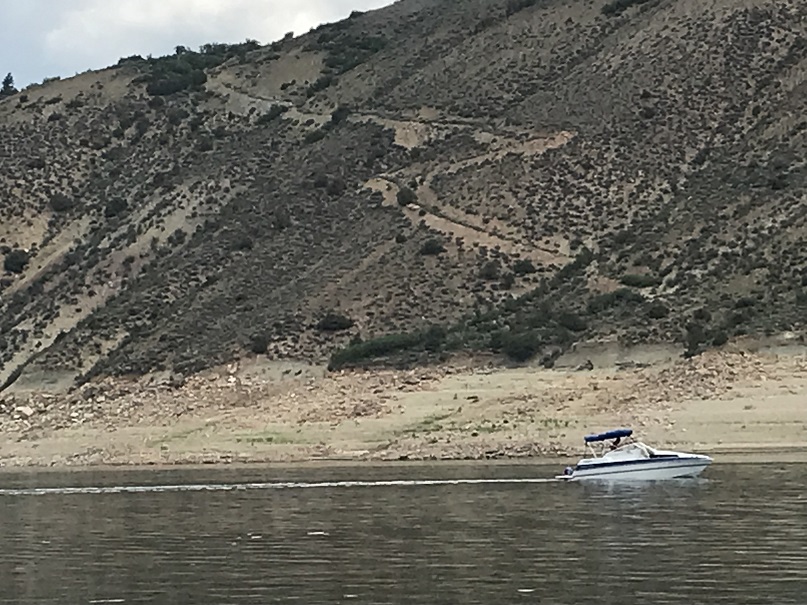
xmin=0 ymin=463 xmax=805 ymax=604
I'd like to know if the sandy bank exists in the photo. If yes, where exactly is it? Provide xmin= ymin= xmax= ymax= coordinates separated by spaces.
xmin=1 ymin=345 xmax=806 ymax=469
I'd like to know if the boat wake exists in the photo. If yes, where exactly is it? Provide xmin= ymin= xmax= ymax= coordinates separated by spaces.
xmin=0 ymin=477 xmax=559 ymax=496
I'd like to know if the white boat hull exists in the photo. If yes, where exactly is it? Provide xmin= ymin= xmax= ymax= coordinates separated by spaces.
xmin=556 ymin=455 xmax=712 ymax=482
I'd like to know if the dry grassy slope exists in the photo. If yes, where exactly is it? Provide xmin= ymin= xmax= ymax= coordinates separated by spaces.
xmin=1 ymin=0 xmax=806 ymax=391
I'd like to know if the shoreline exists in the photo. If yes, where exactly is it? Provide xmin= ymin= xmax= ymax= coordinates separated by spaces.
xmin=2 ymin=346 xmax=806 ymax=471
xmin=2 ymin=447 xmax=807 ymax=480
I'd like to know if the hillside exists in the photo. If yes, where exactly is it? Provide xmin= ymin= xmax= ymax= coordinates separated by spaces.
xmin=1 ymin=0 xmax=806 ymax=394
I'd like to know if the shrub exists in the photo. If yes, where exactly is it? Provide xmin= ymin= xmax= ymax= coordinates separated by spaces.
xmin=555 ymin=247 xmax=594 ymax=282
xmin=505 ymin=0 xmax=538 ymax=16
xmin=256 ymin=104 xmax=288 ymax=124
xmin=557 ymin=312 xmax=587 ymax=332
xmin=693 ymin=308 xmax=712 ymax=322
xmin=501 ymin=331 xmax=541 ymax=362
xmin=49 ymin=193 xmax=74 ymax=212
xmin=326 ymin=178 xmax=346 ymax=197
xmin=397 ymin=187 xmax=417 ymax=206
xmin=423 ymin=324 xmax=447 ymax=352
xmin=602 ymin=0 xmax=653 ymax=16
xmin=684 ymin=322 xmax=707 ymax=357
xmin=328 ymin=325 xmax=448 ymax=369
xmin=513 ymin=258 xmax=536 ymax=275
xmin=587 ymin=288 xmax=645 ymax=314
xmin=330 ymin=105 xmax=351 ymax=124
xmin=734 ymin=296 xmax=756 ymax=309
xmin=329 ymin=332 xmax=421 ymax=369
xmin=500 ymin=273 xmax=516 ymax=290
xmin=304 ymin=129 xmax=327 ymax=144
xmin=646 ymin=302 xmax=669 ymax=319
xmin=104 ymin=197 xmax=128 ymax=218
xmin=321 ymin=34 xmax=387 ymax=74
xmin=711 ymin=330 xmax=729 ymax=347
xmin=479 ymin=260 xmax=500 ymax=281
xmin=316 ymin=312 xmax=354 ymax=332
xmin=419 ymin=239 xmax=446 ymax=256
xmin=3 ymin=249 xmax=29 ymax=274
xmin=306 ymin=75 xmax=333 ymax=97
xmin=249 ymin=333 xmax=269 ymax=354
xmin=147 ymin=70 xmax=206 ymax=96
xmin=620 ymin=273 xmax=660 ymax=288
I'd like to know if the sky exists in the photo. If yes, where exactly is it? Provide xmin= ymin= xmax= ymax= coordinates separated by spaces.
xmin=0 ymin=0 xmax=395 ymax=88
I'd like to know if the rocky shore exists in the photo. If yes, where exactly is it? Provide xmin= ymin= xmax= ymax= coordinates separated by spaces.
xmin=1 ymin=347 xmax=806 ymax=468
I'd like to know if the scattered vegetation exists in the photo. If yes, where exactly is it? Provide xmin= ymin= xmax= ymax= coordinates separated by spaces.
xmin=2 ymin=0 xmax=804 ymax=381
xmin=125 ymin=41 xmax=261 ymax=96
xmin=316 ymin=31 xmax=387 ymax=75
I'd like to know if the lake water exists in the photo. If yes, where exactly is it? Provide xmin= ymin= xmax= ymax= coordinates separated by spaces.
xmin=0 ymin=462 xmax=805 ymax=604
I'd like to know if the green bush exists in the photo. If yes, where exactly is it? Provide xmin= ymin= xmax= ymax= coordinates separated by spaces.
xmin=479 ymin=261 xmax=500 ymax=281
xmin=423 ymin=325 xmax=447 ymax=352
xmin=556 ymin=312 xmax=587 ymax=332
xmin=330 ymin=105 xmax=351 ymax=124
xmin=104 ymin=197 xmax=128 ymax=218
xmin=3 ymin=249 xmax=29 ymax=274
xmin=256 ymin=105 xmax=288 ymax=124
xmin=316 ymin=312 xmax=354 ymax=332
xmin=304 ymin=129 xmax=327 ymax=144
xmin=419 ymin=239 xmax=446 ymax=256
xmin=602 ymin=0 xmax=653 ymax=16
xmin=620 ymin=274 xmax=660 ymax=288
xmin=711 ymin=330 xmax=729 ymax=347
xmin=397 ymin=187 xmax=417 ymax=206
xmin=321 ymin=34 xmax=387 ymax=74
xmin=306 ymin=75 xmax=333 ymax=97
xmin=137 ymin=41 xmax=260 ymax=96
xmin=147 ymin=70 xmax=206 ymax=96
xmin=512 ymin=258 xmax=536 ymax=275
xmin=587 ymin=288 xmax=645 ymax=314
xmin=555 ymin=247 xmax=594 ymax=282
xmin=501 ymin=331 xmax=541 ymax=362
xmin=328 ymin=325 xmax=447 ymax=370
xmin=500 ymin=273 xmax=516 ymax=290
xmin=646 ymin=302 xmax=669 ymax=319
xmin=49 ymin=193 xmax=74 ymax=212
xmin=249 ymin=333 xmax=269 ymax=355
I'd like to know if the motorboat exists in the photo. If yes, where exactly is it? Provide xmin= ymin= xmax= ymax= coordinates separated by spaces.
xmin=556 ymin=428 xmax=712 ymax=481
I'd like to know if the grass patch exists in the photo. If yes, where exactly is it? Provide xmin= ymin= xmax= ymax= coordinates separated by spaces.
xmin=398 ymin=412 xmax=455 ymax=437
xmin=234 ymin=431 xmax=296 ymax=445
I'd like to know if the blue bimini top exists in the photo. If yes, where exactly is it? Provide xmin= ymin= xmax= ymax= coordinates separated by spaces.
xmin=583 ymin=428 xmax=633 ymax=443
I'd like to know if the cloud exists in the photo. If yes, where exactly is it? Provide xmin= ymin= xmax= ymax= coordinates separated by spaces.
xmin=0 ymin=0 xmax=393 ymax=87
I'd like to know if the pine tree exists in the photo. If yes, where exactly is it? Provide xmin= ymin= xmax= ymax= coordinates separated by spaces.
xmin=1 ymin=73 xmax=17 ymax=97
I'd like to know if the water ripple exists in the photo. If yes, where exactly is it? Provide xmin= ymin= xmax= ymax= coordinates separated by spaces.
xmin=0 ymin=464 xmax=805 ymax=604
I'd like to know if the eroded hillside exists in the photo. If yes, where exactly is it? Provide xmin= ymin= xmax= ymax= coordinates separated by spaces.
xmin=1 ymin=0 xmax=806 ymax=392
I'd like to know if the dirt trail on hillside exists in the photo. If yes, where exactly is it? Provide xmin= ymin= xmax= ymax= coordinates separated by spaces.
xmin=1 ymin=348 xmax=805 ymax=468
